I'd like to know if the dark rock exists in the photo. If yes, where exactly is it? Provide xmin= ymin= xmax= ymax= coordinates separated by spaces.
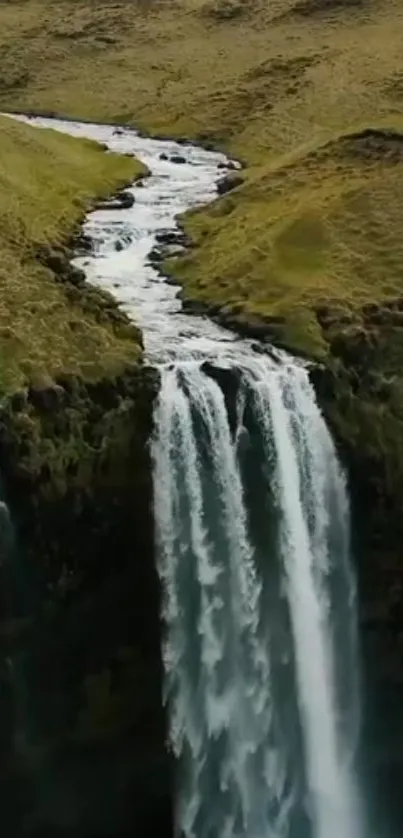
xmin=68 ymin=266 xmax=86 ymax=287
xmin=28 ymin=383 xmax=66 ymax=412
xmin=364 ymin=305 xmax=403 ymax=327
xmin=10 ymin=391 xmax=27 ymax=413
xmin=74 ymin=233 xmax=93 ymax=255
xmin=0 ymin=367 xmax=168 ymax=838
xmin=291 ymin=0 xmax=365 ymax=17
xmin=115 ymin=233 xmax=132 ymax=252
xmin=362 ymin=302 xmax=380 ymax=318
xmin=217 ymin=160 xmax=237 ymax=171
xmin=159 ymin=153 xmax=169 ymax=161
xmin=315 ymin=304 xmax=354 ymax=330
xmin=87 ymin=377 xmax=121 ymax=411
xmin=170 ymin=154 xmax=186 ymax=165
xmin=149 ymin=241 xmax=185 ymax=263
xmin=155 ymin=231 xmax=190 ymax=248
xmin=330 ymin=326 xmax=378 ymax=368
xmin=250 ymin=342 xmax=282 ymax=362
xmin=181 ymin=298 xmax=211 ymax=316
xmin=148 ymin=246 xmax=164 ymax=264
xmin=117 ymin=191 xmax=135 ymax=210
xmin=55 ymin=375 xmax=80 ymax=397
xmin=200 ymin=362 xmax=240 ymax=435
xmin=164 ymin=275 xmax=182 ymax=287
xmin=392 ymin=297 xmax=403 ymax=312
xmin=94 ymin=192 xmax=135 ymax=211
xmin=216 ymin=174 xmax=243 ymax=195
xmin=312 ymin=291 xmax=403 ymax=838
xmin=308 ymin=364 xmax=336 ymax=400
xmin=163 ymin=244 xmax=185 ymax=259
xmin=215 ymin=308 xmax=284 ymax=340
xmin=155 ymin=231 xmax=175 ymax=245
xmin=44 ymin=251 xmax=66 ymax=275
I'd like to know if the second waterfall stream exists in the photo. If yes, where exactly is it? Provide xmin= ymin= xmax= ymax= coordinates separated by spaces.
xmin=10 ymin=114 xmax=364 ymax=838
xmin=153 ymin=357 xmax=362 ymax=838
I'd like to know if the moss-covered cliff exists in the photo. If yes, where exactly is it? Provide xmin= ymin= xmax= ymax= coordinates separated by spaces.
xmin=311 ymin=304 xmax=403 ymax=835
xmin=0 ymin=115 xmax=146 ymax=392
xmin=0 ymin=362 xmax=172 ymax=837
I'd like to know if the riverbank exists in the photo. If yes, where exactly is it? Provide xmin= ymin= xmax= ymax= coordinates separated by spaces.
xmin=0 ymin=114 xmax=145 ymax=392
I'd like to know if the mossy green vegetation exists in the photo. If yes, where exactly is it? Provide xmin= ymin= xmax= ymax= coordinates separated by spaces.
xmin=1 ymin=0 xmax=403 ymax=358
xmin=171 ymin=124 xmax=403 ymax=356
xmin=0 ymin=115 xmax=145 ymax=392
xmin=1 ymin=0 xmax=403 ymax=512
xmin=0 ymin=365 xmax=165 ymax=831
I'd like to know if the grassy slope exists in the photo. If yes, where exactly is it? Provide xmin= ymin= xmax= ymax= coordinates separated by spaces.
xmin=1 ymin=0 xmax=403 ymax=356
xmin=2 ymin=0 xmax=403 ymax=514
xmin=173 ymin=127 xmax=403 ymax=353
xmin=0 ymin=115 xmax=144 ymax=391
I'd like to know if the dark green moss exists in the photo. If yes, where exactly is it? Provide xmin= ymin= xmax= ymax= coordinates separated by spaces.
xmin=0 ymin=364 xmax=171 ymax=837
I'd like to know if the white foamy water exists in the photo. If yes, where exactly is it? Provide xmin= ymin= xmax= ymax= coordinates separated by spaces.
xmin=7 ymin=112 xmax=247 ymax=362
xmin=7 ymin=113 xmax=364 ymax=838
xmin=152 ymin=358 xmax=362 ymax=838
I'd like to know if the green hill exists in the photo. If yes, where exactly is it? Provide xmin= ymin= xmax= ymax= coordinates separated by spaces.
xmin=0 ymin=114 xmax=144 ymax=390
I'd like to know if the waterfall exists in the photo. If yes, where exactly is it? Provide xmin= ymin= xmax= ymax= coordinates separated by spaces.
xmin=152 ymin=355 xmax=362 ymax=838
xmin=7 ymin=114 xmax=366 ymax=838
xmin=241 ymin=360 xmax=361 ymax=838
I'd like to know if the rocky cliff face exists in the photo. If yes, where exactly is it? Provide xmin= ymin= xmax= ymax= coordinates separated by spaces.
xmin=311 ymin=304 xmax=403 ymax=837
xmin=0 ymin=365 xmax=172 ymax=838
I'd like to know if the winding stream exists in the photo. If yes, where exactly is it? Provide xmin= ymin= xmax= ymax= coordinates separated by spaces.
xmin=10 ymin=114 xmax=364 ymax=838
xmin=11 ymin=113 xmax=247 ymax=362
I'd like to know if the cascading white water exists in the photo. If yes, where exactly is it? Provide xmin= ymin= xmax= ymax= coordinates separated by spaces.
xmin=152 ymin=356 xmax=362 ymax=838
xmin=242 ymin=359 xmax=361 ymax=838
